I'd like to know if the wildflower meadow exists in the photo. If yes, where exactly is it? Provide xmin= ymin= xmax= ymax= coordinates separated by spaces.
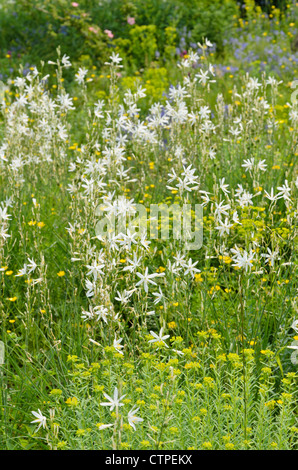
xmin=0 ymin=0 xmax=297 ymax=452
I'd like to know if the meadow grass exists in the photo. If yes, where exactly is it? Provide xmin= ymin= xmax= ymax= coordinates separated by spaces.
xmin=0 ymin=7 xmax=297 ymax=450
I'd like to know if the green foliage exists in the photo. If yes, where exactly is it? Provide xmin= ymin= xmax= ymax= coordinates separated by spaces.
xmin=121 ymin=66 xmax=168 ymax=103
xmin=129 ymin=25 xmax=158 ymax=67
xmin=0 ymin=0 xmax=297 ymax=452
xmin=0 ymin=0 xmax=109 ymax=66
xmin=143 ymin=67 xmax=169 ymax=101
xmin=164 ymin=26 xmax=177 ymax=60
xmin=189 ymin=0 xmax=239 ymax=52
xmin=0 ymin=0 xmax=240 ymax=74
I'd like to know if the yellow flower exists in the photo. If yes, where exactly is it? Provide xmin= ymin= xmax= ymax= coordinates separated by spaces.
xmin=141 ymin=440 xmax=150 ymax=447
xmin=194 ymin=273 xmax=203 ymax=282
xmin=202 ymin=441 xmax=212 ymax=449
xmin=157 ymin=266 xmax=166 ymax=273
xmin=169 ymin=427 xmax=178 ymax=434
xmin=65 ymin=397 xmax=79 ymax=406
xmin=120 ymin=442 xmax=130 ymax=449
xmin=265 ymin=400 xmax=276 ymax=410
xmin=225 ymin=442 xmax=235 ymax=450
xmin=50 ymin=389 xmax=63 ymax=396
xmin=57 ymin=271 xmax=65 ymax=277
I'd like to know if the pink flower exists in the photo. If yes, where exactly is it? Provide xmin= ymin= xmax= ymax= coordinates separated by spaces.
xmin=104 ymin=29 xmax=114 ymax=39
xmin=127 ymin=17 xmax=135 ymax=25
xmin=71 ymin=2 xmax=79 ymax=6
xmin=89 ymin=26 xmax=98 ymax=34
